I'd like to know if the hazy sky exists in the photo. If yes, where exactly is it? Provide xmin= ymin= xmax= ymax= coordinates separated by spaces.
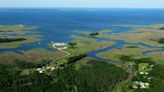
xmin=0 ymin=0 xmax=164 ymax=8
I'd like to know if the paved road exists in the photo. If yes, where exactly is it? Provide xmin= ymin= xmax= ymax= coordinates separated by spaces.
xmin=46 ymin=44 xmax=71 ymax=65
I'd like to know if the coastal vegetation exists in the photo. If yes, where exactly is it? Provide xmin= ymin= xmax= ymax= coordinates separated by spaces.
xmin=126 ymin=45 xmax=139 ymax=48
xmin=67 ymin=54 xmax=87 ymax=64
xmin=97 ymin=46 xmax=161 ymax=61
xmin=0 ymin=37 xmax=26 ymax=43
xmin=159 ymin=27 xmax=164 ymax=30
xmin=68 ymin=42 xmax=77 ymax=48
xmin=0 ymin=25 xmax=38 ymax=34
xmin=146 ymin=52 xmax=164 ymax=61
xmin=89 ymin=32 xmax=99 ymax=36
xmin=65 ymin=35 xmax=116 ymax=54
xmin=52 ymin=54 xmax=87 ymax=68
xmin=0 ymin=35 xmax=41 ymax=49
xmin=75 ymin=29 xmax=112 ymax=38
xmin=158 ymin=38 xmax=164 ymax=44
xmin=0 ymin=25 xmax=40 ymax=48
xmin=0 ymin=48 xmax=66 ymax=64
xmin=108 ymin=30 xmax=164 ymax=46
xmin=115 ymin=24 xmax=164 ymax=29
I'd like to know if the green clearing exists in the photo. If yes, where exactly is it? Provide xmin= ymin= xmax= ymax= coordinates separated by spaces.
xmin=150 ymin=24 xmax=164 ymax=29
xmin=138 ymin=63 xmax=152 ymax=73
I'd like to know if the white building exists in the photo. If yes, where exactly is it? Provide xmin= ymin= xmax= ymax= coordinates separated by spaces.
xmin=36 ymin=68 xmax=44 ymax=73
xmin=52 ymin=42 xmax=68 ymax=49
xmin=50 ymin=67 xmax=55 ymax=71
xmin=39 ymin=70 xmax=43 ymax=73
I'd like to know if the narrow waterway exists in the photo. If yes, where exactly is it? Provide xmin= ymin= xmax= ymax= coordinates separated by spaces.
xmin=87 ymin=38 xmax=164 ymax=61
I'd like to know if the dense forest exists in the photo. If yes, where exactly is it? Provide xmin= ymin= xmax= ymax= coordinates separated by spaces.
xmin=0 ymin=59 xmax=128 ymax=92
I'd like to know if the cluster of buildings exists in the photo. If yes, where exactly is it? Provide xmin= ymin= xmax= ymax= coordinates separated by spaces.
xmin=139 ymin=72 xmax=149 ymax=75
xmin=132 ymin=64 xmax=154 ymax=90
xmin=132 ymin=81 xmax=149 ymax=89
xmin=36 ymin=66 xmax=56 ymax=73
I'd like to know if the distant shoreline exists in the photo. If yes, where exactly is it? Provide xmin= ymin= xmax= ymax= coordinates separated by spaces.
xmin=0 ymin=7 xmax=164 ymax=10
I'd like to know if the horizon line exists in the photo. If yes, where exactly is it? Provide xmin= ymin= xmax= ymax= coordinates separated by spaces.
xmin=0 ymin=7 xmax=164 ymax=9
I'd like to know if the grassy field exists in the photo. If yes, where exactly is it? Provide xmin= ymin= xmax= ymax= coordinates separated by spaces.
xmin=0 ymin=25 xmax=38 ymax=34
xmin=97 ymin=46 xmax=161 ymax=61
xmin=114 ymin=24 xmax=164 ymax=29
xmin=90 ymin=25 xmax=164 ymax=62
xmin=75 ymin=26 xmax=164 ymax=47
xmin=146 ymin=52 xmax=164 ymax=61
xmin=65 ymin=35 xmax=116 ymax=55
xmin=0 ymin=48 xmax=66 ymax=64
xmin=109 ymin=30 xmax=164 ymax=46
